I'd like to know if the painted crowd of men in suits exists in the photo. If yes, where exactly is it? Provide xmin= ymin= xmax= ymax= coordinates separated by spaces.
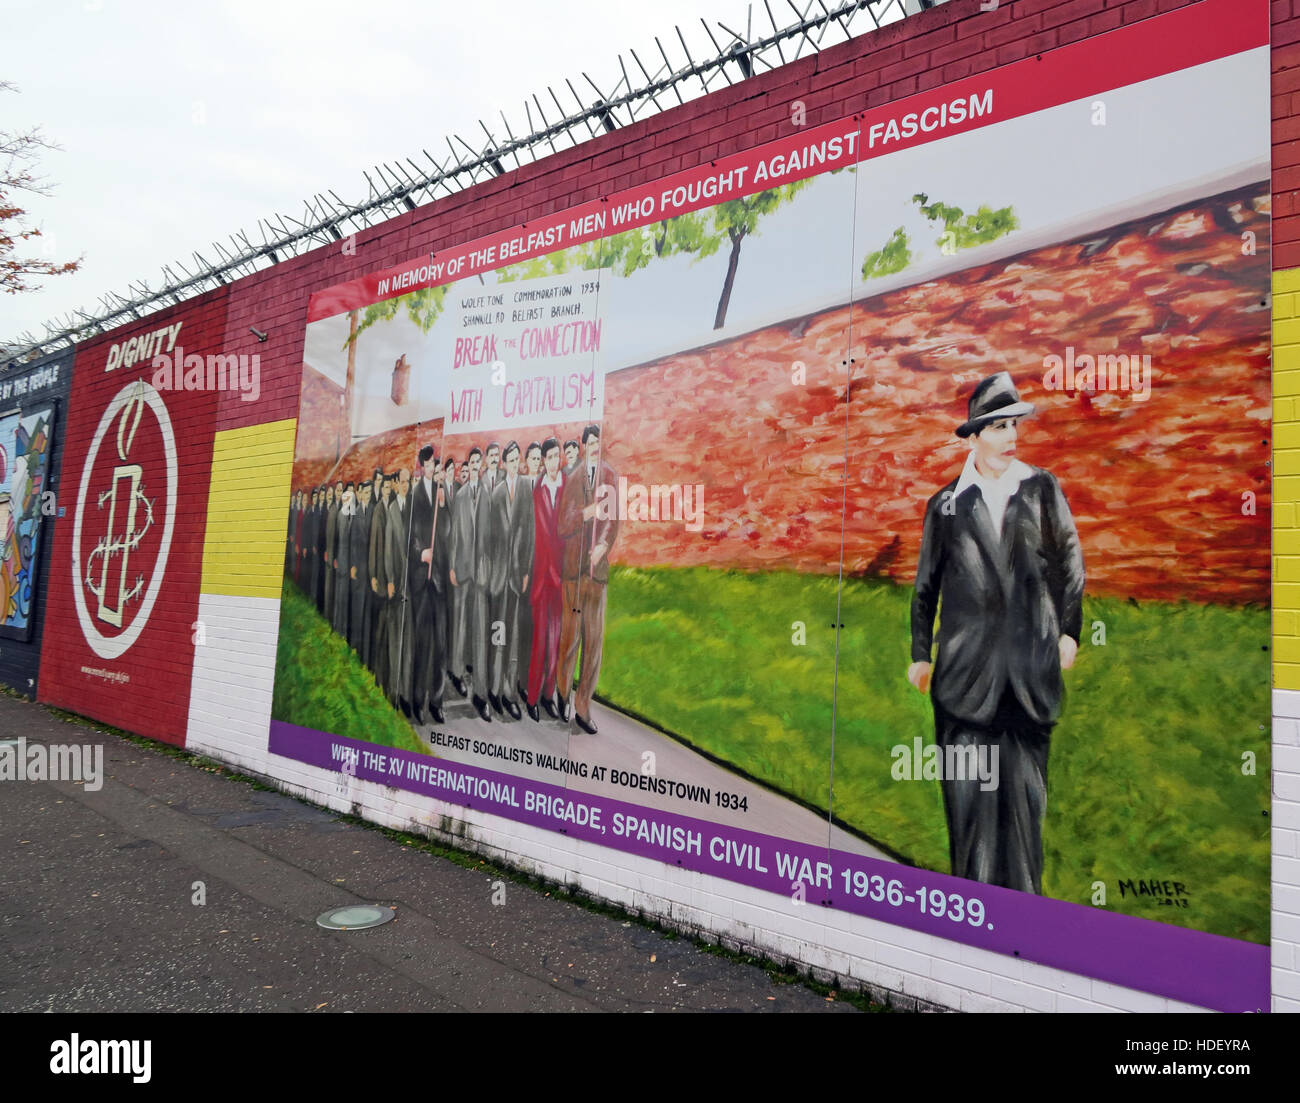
xmin=286 ymin=424 xmax=618 ymax=736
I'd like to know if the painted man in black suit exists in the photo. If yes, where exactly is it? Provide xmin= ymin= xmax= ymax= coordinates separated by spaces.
xmin=332 ymin=484 xmax=354 ymax=640
xmin=311 ymin=487 xmax=326 ymax=613
xmin=487 ymin=441 xmax=535 ymax=720
xmin=909 ymin=372 xmax=1085 ymax=895
xmin=409 ymin=446 xmax=450 ymax=725
xmin=289 ymin=491 xmax=300 ymax=581
xmin=368 ymin=474 xmax=392 ymax=687
xmin=323 ymin=483 xmax=339 ymax=622
xmin=385 ymin=468 xmax=413 ymax=710
xmin=349 ymin=480 xmax=372 ymax=662
xmin=449 ymin=447 xmax=493 ymax=723
xmin=483 ymin=442 xmax=502 ymax=493
xmin=299 ymin=491 xmax=312 ymax=587
xmin=286 ymin=495 xmax=296 ymax=576
xmin=442 ymin=455 xmax=457 ymax=507
xmin=517 ymin=440 xmax=543 ymax=703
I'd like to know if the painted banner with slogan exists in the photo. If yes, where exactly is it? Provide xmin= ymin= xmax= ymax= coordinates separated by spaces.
xmin=448 ymin=269 xmax=607 ymax=435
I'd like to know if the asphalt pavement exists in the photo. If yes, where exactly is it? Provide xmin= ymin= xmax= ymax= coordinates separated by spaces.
xmin=0 ymin=692 xmax=864 ymax=1013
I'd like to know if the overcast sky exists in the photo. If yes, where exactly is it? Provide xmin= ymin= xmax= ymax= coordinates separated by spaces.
xmin=0 ymin=0 xmax=916 ymax=346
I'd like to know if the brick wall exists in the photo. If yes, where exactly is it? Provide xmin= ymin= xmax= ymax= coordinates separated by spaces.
xmin=202 ymin=0 xmax=1209 ymax=353
xmin=51 ymin=0 xmax=1293 ymax=1012
xmin=1272 ymin=0 xmax=1300 ymax=1013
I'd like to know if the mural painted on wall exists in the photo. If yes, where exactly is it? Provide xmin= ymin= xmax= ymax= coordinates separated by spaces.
xmin=0 ymin=403 xmax=56 ymax=641
xmin=269 ymin=0 xmax=1271 ymax=1009
xmin=37 ymin=299 xmax=228 ymax=744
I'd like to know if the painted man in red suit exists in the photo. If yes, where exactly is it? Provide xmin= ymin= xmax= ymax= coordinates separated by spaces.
xmin=526 ymin=437 xmax=566 ymax=722
xmin=557 ymin=424 xmax=619 ymax=735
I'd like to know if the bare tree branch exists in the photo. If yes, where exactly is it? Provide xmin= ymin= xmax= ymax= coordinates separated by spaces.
xmin=0 ymin=81 xmax=82 ymax=295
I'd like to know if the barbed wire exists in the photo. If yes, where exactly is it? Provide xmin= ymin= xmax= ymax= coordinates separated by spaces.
xmin=2 ymin=0 xmax=946 ymax=364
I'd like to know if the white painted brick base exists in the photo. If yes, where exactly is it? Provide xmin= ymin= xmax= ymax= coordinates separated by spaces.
xmin=235 ymin=765 xmax=1218 ymax=1012
xmin=1273 ymin=690 xmax=1300 ymax=1013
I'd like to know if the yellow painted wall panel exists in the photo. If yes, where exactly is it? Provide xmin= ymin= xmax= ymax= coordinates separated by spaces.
xmin=1275 ymin=663 xmax=1300 ymax=691
xmin=200 ymin=418 xmax=297 ymax=598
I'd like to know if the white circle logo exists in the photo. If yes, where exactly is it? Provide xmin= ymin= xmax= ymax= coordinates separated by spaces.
xmin=71 ymin=380 xmax=178 ymax=659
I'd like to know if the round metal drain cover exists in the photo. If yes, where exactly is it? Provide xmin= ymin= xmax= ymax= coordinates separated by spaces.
xmin=316 ymin=905 xmax=395 ymax=931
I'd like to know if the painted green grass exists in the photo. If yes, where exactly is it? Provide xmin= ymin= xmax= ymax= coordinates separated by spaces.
xmin=600 ymin=565 xmax=1271 ymax=944
xmin=271 ymin=579 xmax=427 ymax=756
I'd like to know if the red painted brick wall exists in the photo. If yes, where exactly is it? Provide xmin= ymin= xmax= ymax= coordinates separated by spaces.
xmin=1274 ymin=0 xmax=1300 ymax=268
xmin=38 ymin=292 xmax=228 ymax=743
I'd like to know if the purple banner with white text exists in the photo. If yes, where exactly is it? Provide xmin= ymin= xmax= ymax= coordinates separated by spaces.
xmin=270 ymin=719 xmax=1268 ymax=1012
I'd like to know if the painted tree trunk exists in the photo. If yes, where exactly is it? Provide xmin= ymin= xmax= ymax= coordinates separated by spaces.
xmin=714 ymin=230 xmax=744 ymax=330
xmin=341 ymin=310 xmax=358 ymax=461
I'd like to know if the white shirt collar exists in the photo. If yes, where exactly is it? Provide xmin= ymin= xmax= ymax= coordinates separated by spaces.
xmin=954 ymin=452 xmax=1033 ymax=537
xmin=954 ymin=452 xmax=1033 ymax=498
